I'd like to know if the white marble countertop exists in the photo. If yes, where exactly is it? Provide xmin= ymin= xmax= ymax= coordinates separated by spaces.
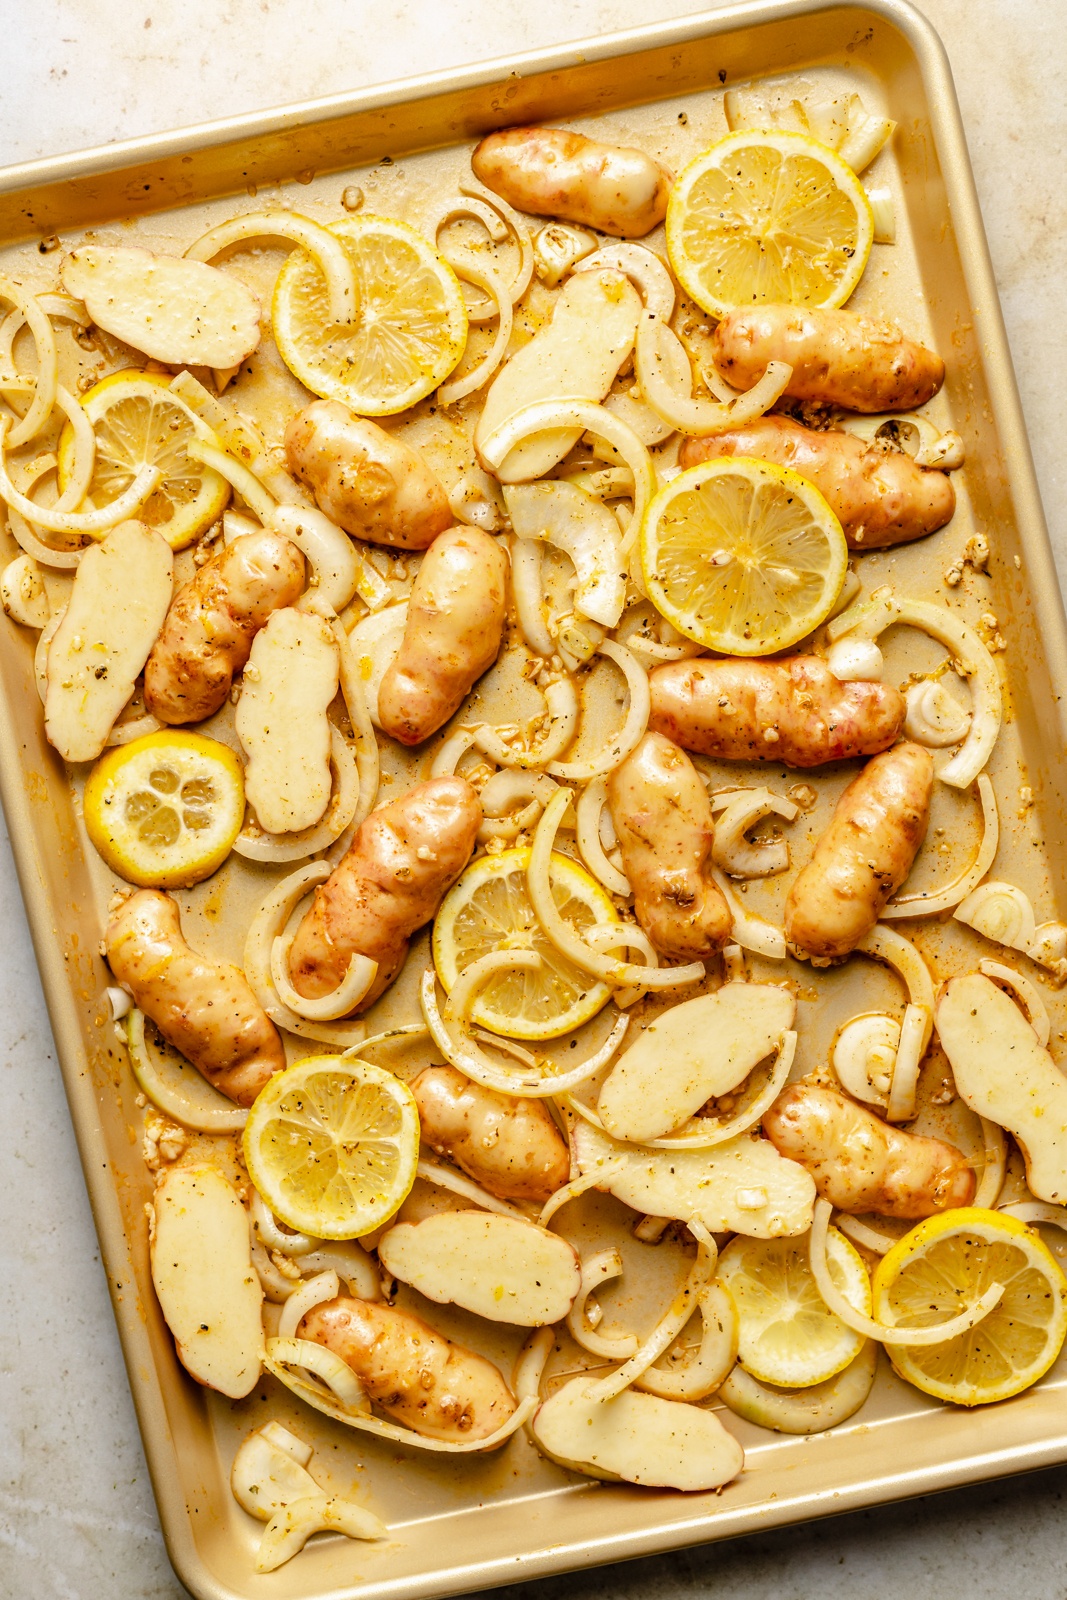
xmin=1 ymin=2 xmax=1065 ymax=1595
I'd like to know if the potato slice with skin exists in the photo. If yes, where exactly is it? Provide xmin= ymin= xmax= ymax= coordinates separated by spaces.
xmin=45 ymin=520 xmax=173 ymax=762
xmin=149 ymin=1163 xmax=264 ymax=1398
xmin=598 ymin=982 xmax=796 ymax=1143
xmin=61 ymin=245 xmax=261 ymax=368
xmin=235 ymin=608 xmax=339 ymax=834
xmin=378 ymin=1211 xmax=580 ymax=1326
xmin=533 ymin=1379 xmax=744 ymax=1490
xmin=936 ymin=972 xmax=1067 ymax=1203
xmin=475 ymin=270 xmax=642 ymax=482
xmin=572 ymin=1121 xmax=815 ymax=1237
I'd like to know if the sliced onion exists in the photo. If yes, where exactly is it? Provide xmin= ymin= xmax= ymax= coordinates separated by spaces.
xmin=250 ymin=1189 xmax=317 ymax=1256
xmin=186 ymin=211 xmax=357 ymax=325
xmin=581 ymin=1228 xmax=717 ymax=1401
xmin=268 ymin=503 xmax=359 ymax=613
xmin=416 ymin=1158 xmax=531 ymax=1220
xmin=832 ymin=1013 xmax=896 ymax=1108
xmin=0 ymin=277 xmax=58 ymax=446
xmin=509 ymin=537 xmax=554 ymax=657
xmin=474 ymin=677 xmax=579 ymax=769
xmin=277 ymin=1271 xmax=341 ymax=1338
xmin=243 ymin=863 xmax=368 ymax=1047
xmin=712 ymin=787 xmax=798 ymax=878
xmin=449 ymin=466 xmax=505 ymax=531
xmin=459 ymin=180 xmax=535 ymax=307
xmin=9 ymin=504 xmax=84 ymax=569
xmin=833 ymin=1215 xmax=899 ymax=1256
xmin=565 ymin=1248 xmax=640 ymax=1360
xmin=884 ymin=774 xmax=997 ymax=918
xmin=420 ymin=966 xmax=628 ymax=1098
xmin=479 ymin=400 xmax=656 ymax=557
xmin=548 ymin=642 xmax=649 ymax=782
xmin=438 ymin=254 xmax=512 ymax=404
xmin=584 ymin=920 xmax=658 ymax=1008
xmin=529 ymin=788 xmax=703 ymax=990
xmin=837 ymin=411 xmax=963 ymax=470
xmin=514 ymin=1327 xmax=555 ymax=1404
xmin=575 ymin=245 xmax=676 ymax=322
xmin=534 ymin=222 xmax=598 ymax=287
xmin=856 ymin=924 xmax=934 ymax=1010
xmin=826 ymin=637 xmax=884 ymax=682
xmin=978 ymin=958 xmax=1051 ymax=1046
xmin=635 ymin=313 xmax=791 ymax=436
xmin=345 ymin=603 xmax=407 ymax=730
xmin=298 ymin=1243 xmax=382 ymax=1301
xmin=265 ymin=1336 xmax=368 ymax=1410
xmin=51 ymin=384 xmax=97 ymax=513
xmin=270 ymin=930 xmax=376 ymax=1021
xmin=538 ymin=1160 xmax=628 ymax=1231
xmin=505 ymin=481 xmax=626 ymax=628
xmin=478 ymin=769 xmax=558 ymax=841
xmin=884 ymin=1002 xmax=931 ymax=1123
xmin=576 ymin=777 xmax=631 ymax=897
xmin=252 ymin=1233 xmax=303 ymax=1301
xmin=999 ymin=1201 xmax=1067 ymax=1235
xmin=34 ymin=604 xmax=64 ymax=702
xmin=105 ymin=985 xmax=133 ymax=1022
xmin=829 ymin=589 xmax=1001 ymax=788
xmin=562 ymin=466 xmax=635 ymax=501
xmin=266 ymin=1336 xmax=537 ymax=1450
xmin=235 ymin=727 xmax=359 ymax=862
xmin=904 ymin=679 xmax=971 ymax=746
xmin=105 ymin=712 xmax=162 ymax=748
xmin=720 ymin=1340 xmax=877 ymax=1434
xmin=972 ymin=1118 xmax=1007 ymax=1209
xmin=430 ymin=727 xmax=480 ymax=778
xmin=866 ymin=185 xmax=896 ymax=244
xmin=710 ymin=867 xmax=786 ymax=960
xmin=331 ymin=619 xmax=380 ymax=827
xmin=125 ymin=1009 xmax=247 ymax=1132
xmin=0 ymin=422 xmax=161 ymax=532
xmin=634 ymin=1282 xmax=738 ymax=1401
xmin=186 ymin=436 xmax=276 ymax=520
xmin=810 ymin=1198 xmax=1002 ymax=1345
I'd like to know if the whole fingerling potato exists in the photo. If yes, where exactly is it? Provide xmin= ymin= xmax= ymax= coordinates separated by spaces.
xmin=412 ymin=1065 xmax=570 ymax=1203
xmin=472 ymin=125 xmax=671 ymax=238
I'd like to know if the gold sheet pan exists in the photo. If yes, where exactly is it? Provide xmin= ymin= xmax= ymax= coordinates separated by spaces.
xmin=1 ymin=2 xmax=1065 ymax=1597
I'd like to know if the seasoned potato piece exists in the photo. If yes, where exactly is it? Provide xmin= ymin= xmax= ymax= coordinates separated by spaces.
xmin=649 ymin=656 xmax=905 ymax=768
xmin=763 ymin=1083 xmax=974 ymax=1218
xmin=472 ymin=126 xmax=671 ymax=238
xmin=144 ymin=530 xmax=305 ymax=725
xmin=608 ymin=731 xmax=731 ymax=959
xmin=534 ymin=1380 xmax=743 ymax=1490
xmin=235 ymin=608 xmax=338 ymax=833
xmin=411 ymin=1065 xmax=568 ymax=1203
xmin=300 ymin=1296 xmax=516 ymax=1443
xmin=288 ymin=777 xmax=481 ymax=1009
xmin=150 ymin=1163 xmax=263 ymax=1397
xmin=680 ymin=416 xmax=955 ymax=550
xmin=285 ymin=400 xmax=452 ymax=550
xmin=378 ymin=1212 xmax=581 ymax=1325
xmin=46 ymin=520 xmax=173 ymax=762
xmin=785 ymin=743 xmax=933 ymax=960
xmin=712 ymin=306 xmax=945 ymax=412
xmin=378 ymin=526 xmax=507 ymax=746
xmin=106 ymin=889 xmax=284 ymax=1106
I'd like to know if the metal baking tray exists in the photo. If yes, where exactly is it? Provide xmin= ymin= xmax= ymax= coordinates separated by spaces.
xmin=2 ymin=1 xmax=1066 ymax=1597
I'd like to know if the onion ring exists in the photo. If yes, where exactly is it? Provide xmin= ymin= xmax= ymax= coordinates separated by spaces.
xmin=978 ymin=958 xmax=1051 ymax=1046
xmin=635 ymin=313 xmax=791 ymax=436
xmin=331 ymin=619 xmax=380 ymax=827
xmin=547 ymin=642 xmax=649 ymax=782
xmin=884 ymin=774 xmax=997 ymax=917
xmin=243 ymin=862 xmax=368 ymax=1047
xmin=0 ymin=419 xmax=161 ymax=533
xmin=634 ymin=1282 xmax=738 ymax=1401
xmin=186 ymin=211 xmax=357 ymax=325
xmin=473 ymin=677 xmax=579 ymax=769
xmin=0 ymin=277 xmax=58 ymax=446
xmin=565 ymin=1248 xmax=640 ymax=1360
xmin=575 ymin=778 xmax=631 ymax=897
xmin=574 ymin=245 xmax=676 ymax=322
xmin=416 ymin=1158 xmax=531 ymax=1220
xmin=277 ymin=1271 xmax=341 ymax=1339
xmin=270 ymin=930 xmax=376 ymax=1022
xmin=235 ymin=727 xmax=359 ymax=862
xmin=437 ymin=253 xmax=512 ymax=404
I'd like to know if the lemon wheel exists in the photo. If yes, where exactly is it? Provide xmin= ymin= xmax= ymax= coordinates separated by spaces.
xmin=872 ymin=1208 xmax=1067 ymax=1407
xmin=243 ymin=1056 xmax=420 ymax=1239
xmin=83 ymin=730 xmax=244 ymax=888
xmin=272 ymin=215 xmax=468 ymax=415
xmin=718 ymin=1227 xmax=871 ymax=1388
xmin=58 ymin=371 xmax=228 ymax=550
xmin=666 ymin=130 xmax=874 ymax=317
xmin=640 ymin=456 xmax=847 ymax=655
xmin=433 ymin=847 xmax=617 ymax=1041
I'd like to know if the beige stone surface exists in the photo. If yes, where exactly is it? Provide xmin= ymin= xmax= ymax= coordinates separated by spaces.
xmin=0 ymin=2 xmax=1064 ymax=1596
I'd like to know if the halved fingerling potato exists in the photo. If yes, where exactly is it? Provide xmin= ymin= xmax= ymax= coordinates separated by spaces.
xmin=378 ymin=1210 xmax=581 ymax=1325
xmin=533 ymin=1379 xmax=744 ymax=1490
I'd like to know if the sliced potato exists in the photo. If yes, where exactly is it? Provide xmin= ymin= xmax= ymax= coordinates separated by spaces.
xmin=936 ymin=972 xmax=1067 ymax=1203
xmin=45 ymin=520 xmax=173 ymax=762
xmin=149 ymin=1162 xmax=264 ymax=1398
xmin=235 ymin=607 xmax=338 ymax=834
xmin=475 ymin=270 xmax=641 ymax=482
xmin=378 ymin=1211 xmax=580 ymax=1326
xmin=533 ymin=1378 xmax=744 ymax=1490
xmin=61 ymin=245 xmax=261 ymax=368
xmin=1 ymin=553 xmax=49 ymax=629
xmin=572 ymin=1121 xmax=815 ymax=1238
xmin=598 ymin=982 xmax=796 ymax=1143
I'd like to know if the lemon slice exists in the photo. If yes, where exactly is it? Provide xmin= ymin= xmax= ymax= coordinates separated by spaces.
xmin=272 ymin=215 xmax=467 ymax=416
xmin=432 ymin=847 xmax=617 ymax=1041
xmin=58 ymin=371 xmax=228 ymax=551
xmin=871 ymin=1208 xmax=1067 ymax=1406
xmin=718 ymin=1227 xmax=871 ymax=1388
xmin=243 ymin=1056 xmax=419 ymax=1239
xmin=641 ymin=456 xmax=847 ymax=655
xmin=84 ymin=730 xmax=244 ymax=888
xmin=666 ymin=130 xmax=874 ymax=317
